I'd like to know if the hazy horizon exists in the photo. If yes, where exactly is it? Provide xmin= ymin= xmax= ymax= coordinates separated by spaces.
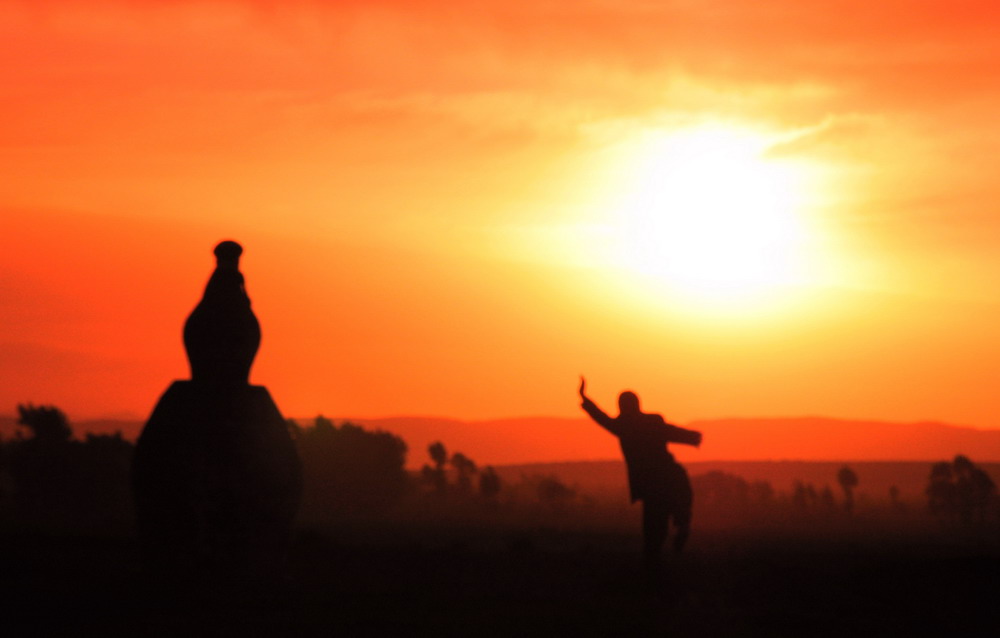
xmin=6 ymin=411 xmax=1000 ymax=467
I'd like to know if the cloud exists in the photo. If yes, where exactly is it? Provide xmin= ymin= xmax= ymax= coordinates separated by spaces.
xmin=6 ymin=0 xmax=1000 ymax=158
xmin=763 ymin=114 xmax=882 ymax=158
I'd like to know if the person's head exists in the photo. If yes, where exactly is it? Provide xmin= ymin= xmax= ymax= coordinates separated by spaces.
xmin=618 ymin=390 xmax=641 ymax=416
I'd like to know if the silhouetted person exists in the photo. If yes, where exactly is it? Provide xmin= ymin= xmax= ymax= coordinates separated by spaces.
xmin=132 ymin=241 xmax=302 ymax=585
xmin=578 ymin=377 xmax=701 ymax=564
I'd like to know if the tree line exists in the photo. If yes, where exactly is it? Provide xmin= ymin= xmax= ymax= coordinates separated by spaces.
xmin=0 ymin=405 xmax=584 ymax=531
xmin=2 ymin=404 xmax=998 ymax=531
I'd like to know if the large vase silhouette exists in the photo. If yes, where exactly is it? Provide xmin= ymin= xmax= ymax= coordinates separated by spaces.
xmin=132 ymin=241 xmax=301 ymax=581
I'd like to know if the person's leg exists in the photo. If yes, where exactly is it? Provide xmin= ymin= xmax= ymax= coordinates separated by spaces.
xmin=642 ymin=498 xmax=670 ymax=563
xmin=673 ymin=468 xmax=694 ymax=553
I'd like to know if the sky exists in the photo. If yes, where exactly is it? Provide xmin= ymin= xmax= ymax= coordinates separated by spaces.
xmin=5 ymin=1 xmax=1000 ymax=431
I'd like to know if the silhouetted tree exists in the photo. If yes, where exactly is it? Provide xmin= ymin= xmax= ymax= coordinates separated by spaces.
xmin=478 ymin=465 xmax=501 ymax=501
xmin=17 ymin=404 xmax=72 ymax=443
xmin=313 ymin=414 xmax=335 ymax=435
xmin=297 ymin=416 xmax=407 ymax=511
xmin=791 ymin=481 xmax=821 ymax=509
xmin=691 ymin=471 xmax=750 ymax=507
xmin=926 ymin=461 xmax=957 ymax=518
xmin=286 ymin=418 xmax=303 ymax=442
xmin=749 ymin=480 xmax=775 ymax=505
xmin=952 ymin=455 xmax=995 ymax=524
xmin=925 ymin=455 xmax=996 ymax=525
xmin=9 ymin=404 xmax=77 ymax=523
xmin=793 ymin=481 xmax=809 ymax=509
xmin=78 ymin=432 xmax=134 ymax=525
xmin=819 ymin=485 xmax=836 ymax=509
xmin=429 ymin=441 xmax=447 ymax=468
xmin=535 ymin=474 xmax=576 ymax=510
xmin=8 ymin=405 xmax=134 ymax=531
xmin=806 ymin=484 xmax=818 ymax=504
xmin=450 ymin=452 xmax=478 ymax=492
xmin=421 ymin=441 xmax=449 ymax=494
xmin=837 ymin=466 xmax=859 ymax=514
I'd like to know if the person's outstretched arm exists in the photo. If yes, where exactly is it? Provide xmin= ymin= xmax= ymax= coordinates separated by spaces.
xmin=662 ymin=421 xmax=702 ymax=447
xmin=579 ymin=377 xmax=620 ymax=436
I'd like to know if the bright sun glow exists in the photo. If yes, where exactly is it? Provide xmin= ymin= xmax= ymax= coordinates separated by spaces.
xmin=606 ymin=126 xmax=812 ymax=304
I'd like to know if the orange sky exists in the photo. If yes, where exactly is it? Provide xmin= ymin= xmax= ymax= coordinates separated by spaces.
xmin=5 ymin=1 xmax=1000 ymax=432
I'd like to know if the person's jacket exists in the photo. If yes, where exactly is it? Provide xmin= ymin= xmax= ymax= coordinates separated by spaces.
xmin=582 ymin=397 xmax=701 ymax=502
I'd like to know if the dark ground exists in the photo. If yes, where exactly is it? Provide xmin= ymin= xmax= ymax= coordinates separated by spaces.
xmin=3 ymin=524 xmax=999 ymax=637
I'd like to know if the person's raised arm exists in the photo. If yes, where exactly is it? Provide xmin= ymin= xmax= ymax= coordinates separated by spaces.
xmin=579 ymin=376 xmax=619 ymax=435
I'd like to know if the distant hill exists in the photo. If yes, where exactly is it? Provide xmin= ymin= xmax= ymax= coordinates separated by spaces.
xmin=4 ymin=413 xmax=1000 ymax=467
xmin=325 ymin=415 xmax=1000 ymax=468
xmin=688 ymin=416 xmax=1000 ymax=464
xmin=334 ymin=416 xmax=621 ymax=468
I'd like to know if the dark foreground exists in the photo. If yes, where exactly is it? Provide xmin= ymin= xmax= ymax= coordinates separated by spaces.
xmin=4 ymin=526 xmax=999 ymax=636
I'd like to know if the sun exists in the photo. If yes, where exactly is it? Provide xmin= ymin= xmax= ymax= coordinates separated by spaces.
xmin=605 ymin=126 xmax=811 ymax=303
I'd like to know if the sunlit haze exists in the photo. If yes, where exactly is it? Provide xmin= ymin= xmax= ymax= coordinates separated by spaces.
xmin=598 ymin=126 xmax=817 ymax=301
xmin=5 ymin=1 xmax=1000 ymax=448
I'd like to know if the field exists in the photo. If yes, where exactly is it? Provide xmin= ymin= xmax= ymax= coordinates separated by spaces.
xmin=4 ymin=504 xmax=1000 ymax=636
xmin=498 ymin=459 xmax=983 ymax=503
xmin=5 ymin=447 xmax=999 ymax=636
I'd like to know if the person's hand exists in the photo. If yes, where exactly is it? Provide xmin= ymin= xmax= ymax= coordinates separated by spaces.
xmin=578 ymin=376 xmax=587 ymax=399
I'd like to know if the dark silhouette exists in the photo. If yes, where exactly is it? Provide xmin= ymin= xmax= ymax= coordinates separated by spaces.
xmin=749 ymin=479 xmax=775 ymax=505
xmin=428 ymin=441 xmax=448 ymax=468
xmin=131 ymin=241 xmax=302 ymax=582
xmin=478 ymin=465 xmax=502 ymax=501
xmin=534 ymin=474 xmax=577 ymax=510
xmin=953 ymin=454 xmax=996 ymax=523
xmin=819 ymin=485 xmax=836 ymax=509
xmin=296 ymin=416 xmax=407 ymax=512
xmin=16 ymin=403 xmax=72 ymax=443
xmin=421 ymin=441 xmax=449 ymax=494
xmin=792 ymin=481 xmax=820 ymax=509
xmin=926 ymin=454 xmax=996 ymax=524
xmin=837 ymin=465 xmax=859 ymax=514
xmin=691 ymin=470 xmax=750 ymax=508
xmin=578 ymin=377 xmax=701 ymax=562
xmin=8 ymin=403 xmax=134 ymax=531
xmin=183 ymin=240 xmax=260 ymax=387
xmin=926 ymin=460 xmax=956 ymax=518
xmin=417 ymin=441 xmax=486 ymax=498
xmin=450 ymin=452 xmax=478 ymax=493
xmin=792 ymin=481 xmax=810 ymax=509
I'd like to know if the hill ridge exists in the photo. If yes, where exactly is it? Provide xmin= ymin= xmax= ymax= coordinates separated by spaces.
xmin=3 ymin=414 xmax=999 ymax=466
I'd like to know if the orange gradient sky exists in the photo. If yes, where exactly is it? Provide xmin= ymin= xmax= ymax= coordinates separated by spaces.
xmin=5 ymin=1 xmax=1000 ymax=430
